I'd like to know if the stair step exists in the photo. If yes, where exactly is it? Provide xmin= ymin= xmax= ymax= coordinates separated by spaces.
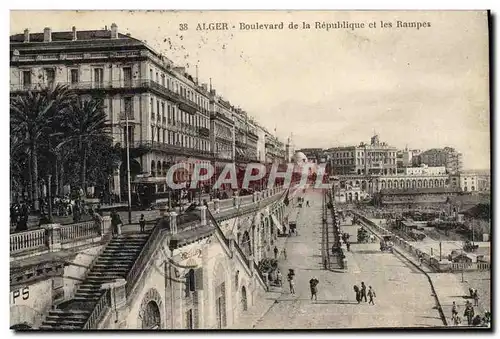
xmin=43 ymin=318 xmax=86 ymax=326
xmin=40 ymin=324 xmax=82 ymax=330
xmin=49 ymin=309 xmax=90 ymax=315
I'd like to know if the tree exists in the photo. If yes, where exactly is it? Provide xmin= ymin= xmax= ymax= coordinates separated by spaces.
xmin=11 ymin=92 xmax=53 ymax=210
xmin=10 ymin=84 xmax=74 ymax=209
xmin=59 ymin=98 xmax=109 ymax=194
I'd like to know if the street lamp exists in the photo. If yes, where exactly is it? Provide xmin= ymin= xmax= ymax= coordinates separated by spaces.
xmin=47 ymin=174 xmax=53 ymax=222
xmin=125 ymin=115 xmax=132 ymax=224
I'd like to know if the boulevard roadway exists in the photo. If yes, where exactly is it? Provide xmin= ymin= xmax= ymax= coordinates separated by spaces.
xmin=254 ymin=189 xmax=444 ymax=329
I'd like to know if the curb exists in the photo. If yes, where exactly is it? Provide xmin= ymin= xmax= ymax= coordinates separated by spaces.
xmin=353 ymin=213 xmax=448 ymax=327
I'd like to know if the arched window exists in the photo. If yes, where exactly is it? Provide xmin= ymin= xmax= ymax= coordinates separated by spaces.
xmin=185 ymin=269 xmax=195 ymax=297
xmin=151 ymin=161 xmax=156 ymax=177
xmin=241 ymin=286 xmax=248 ymax=312
xmin=142 ymin=301 xmax=161 ymax=329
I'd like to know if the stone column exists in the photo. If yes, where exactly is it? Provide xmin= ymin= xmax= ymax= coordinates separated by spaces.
xmin=197 ymin=205 xmax=207 ymax=226
xmin=213 ymin=199 xmax=220 ymax=213
xmin=160 ymin=206 xmax=168 ymax=218
xmin=101 ymin=216 xmax=112 ymax=236
xmin=169 ymin=211 xmax=178 ymax=234
xmin=252 ymin=192 xmax=257 ymax=203
xmin=101 ymin=278 xmax=128 ymax=329
xmin=42 ymin=224 xmax=61 ymax=252
xmin=112 ymin=164 xmax=121 ymax=200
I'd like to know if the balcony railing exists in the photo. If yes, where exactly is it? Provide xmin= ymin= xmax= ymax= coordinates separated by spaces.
xmin=130 ymin=140 xmax=213 ymax=158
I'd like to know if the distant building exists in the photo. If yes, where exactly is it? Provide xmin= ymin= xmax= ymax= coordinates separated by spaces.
xmin=417 ymin=147 xmax=463 ymax=174
xmin=328 ymin=134 xmax=397 ymax=175
xmin=396 ymin=148 xmax=421 ymax=169
xmin=403 ymin=164 xmax=447 ymax=176
xmin=449 ymin=171 xmax=479 ymax=192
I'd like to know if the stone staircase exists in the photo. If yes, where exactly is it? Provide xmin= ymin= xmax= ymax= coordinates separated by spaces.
xmin=39 ymin=233 xmax=149 ymax=330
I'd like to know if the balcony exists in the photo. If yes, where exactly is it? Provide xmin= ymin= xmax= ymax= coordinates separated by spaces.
xmin=130 ymin=140 xmax=214 ymax=159
xmin=119 ymin=112 xmax=135 ymax=121
xmin=235 ymin=140 xmax=248 ymax=148
xmin=198 ymin=127 xmax=210 ymax=137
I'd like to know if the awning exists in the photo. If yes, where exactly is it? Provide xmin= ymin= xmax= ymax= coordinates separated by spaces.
xmin=271 ymin=214 xmax=284 ymax=233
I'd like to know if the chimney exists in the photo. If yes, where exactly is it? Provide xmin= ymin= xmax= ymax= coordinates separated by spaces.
xmin=110 ymin=23 xmax=118 ymax=39
xmin=23 ymin=29 xmax=29 ymax=43
xmin=43 ymin=27 xmax=52 ymax=42
xmin=72 ymin=26 xmax=77 ymax=41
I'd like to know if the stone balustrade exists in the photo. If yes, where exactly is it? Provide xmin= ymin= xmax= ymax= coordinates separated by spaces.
xmin=10 ymin=216 xmax=112 ymax=260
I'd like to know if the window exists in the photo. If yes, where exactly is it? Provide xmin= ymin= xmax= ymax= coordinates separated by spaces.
xmin=93 ymin=68 xmax=103 ymax=87
xmin=151 ymin=126 xmax=155 ymax=142
xmin=157 ymin=128 xmax=160 ymax=143
xmin=45 ymin=68 xmax=55 ymax=86
xmin=185 ymin=309 xmax=194 ymax=329
xmin=22 ymin=70 xmax=31 ymax=87
xmin=124 ymin=97 xmax=133 ymax=119
xmin=123 ymin=67 xmax=132 ymax=87
xmin=150 ymin=68 xmax=153 ymax=81
xmin=70 ymin=69 xmax=79 ymax=84
xmin=123 ymin=126 xmax=134 ymax=145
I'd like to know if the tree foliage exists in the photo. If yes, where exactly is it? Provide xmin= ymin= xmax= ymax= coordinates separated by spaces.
xmin=10 ymin=86 xmax=120 ymax=205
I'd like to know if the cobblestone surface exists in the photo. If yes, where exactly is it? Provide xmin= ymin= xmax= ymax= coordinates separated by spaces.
xmin=254 ymin=190 xmax=444 ymax=329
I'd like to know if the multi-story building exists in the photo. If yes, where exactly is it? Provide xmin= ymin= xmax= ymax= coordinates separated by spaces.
xmin=396 ymin=148 xmax=421 ymax=169
xmin=417 ymin=147 xmax=463 ymax=174
xmin=329 ymin=134 xmax=398 ymax=176
xmin=296 ymin=148 xmax=323 ymax=164
xmin=209 ymin=92 xmax=235 ymax=175
xmin=449 ymin=172 xmax=479 ymax=192
xmin=10 ymin=24 xmax=287 ymax=198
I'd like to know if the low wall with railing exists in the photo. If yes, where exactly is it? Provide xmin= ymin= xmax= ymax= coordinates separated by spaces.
xmin=354 ymin=212 xmax=490 ymax=274
xmin=10 ymin=216 xmax=112 ymax=261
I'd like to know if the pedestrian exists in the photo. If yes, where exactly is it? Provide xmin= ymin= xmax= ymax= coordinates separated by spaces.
xmin=288 ymin=270 xmax=295 ymax=295
xmin=360 ymin=282 xmax=367 ymax=302
xmin=276 ymin=269 xmax=283 ymax=287
xmin=282 ymin=248 xmax=287 ymax=260
xmin=110 ymin=210 xmax=119 ymax=236
xmin=464 ymin=301 xmax=475 ymax=325
xmin=309 ymin=277 xmax=319 ymax=301
xmin=346 ymin=241 xmax=351 ymax=252
xmin=306 ymin=200 xmax=310 ymax=207
xmin=353 ymin=285 xmax=361 ymax=303
xmin=368 ymin=286 xmax=376 ymax=305
xmin=139 ymin=214 xmax=146 ymax=233
xmin=473 ymin=289 xmax=479 ymax=306
xmin=274 ymin=246 xmax=279 ymax=260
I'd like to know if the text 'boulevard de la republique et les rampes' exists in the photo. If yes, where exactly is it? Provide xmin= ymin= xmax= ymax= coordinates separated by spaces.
xmin=195 ymin=20 xmax=431 ymax=31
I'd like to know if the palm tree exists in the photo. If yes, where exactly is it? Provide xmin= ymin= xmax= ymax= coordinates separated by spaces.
xmin=10 ymin=84 xmax=74 ymax=210
xmin=11 ymin=92 xmax=53 ymax=210
xmin=59 ymin=98 xmax=109 ymax=194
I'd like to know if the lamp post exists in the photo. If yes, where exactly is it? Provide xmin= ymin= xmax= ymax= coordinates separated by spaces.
xmin=47 ymin=174 xmax=53 ymax=222
xmin=125 ymin=115 xmax=132 ymax=224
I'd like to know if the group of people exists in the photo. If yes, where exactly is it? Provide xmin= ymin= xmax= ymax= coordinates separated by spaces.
xmin=450 ymin=288 xmax=489 ymax=327
xmin=353 ymin=282 xmax=376 ymax=305
xmin=451 ymin=300 xmax=490 ymax=327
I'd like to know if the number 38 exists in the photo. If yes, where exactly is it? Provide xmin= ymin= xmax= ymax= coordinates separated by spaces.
xmin=179 ymin=24 xmax=188 ymax=31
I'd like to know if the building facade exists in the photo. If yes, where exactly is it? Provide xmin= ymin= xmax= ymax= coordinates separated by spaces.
xmin=417 ymin=147 xmax=463 ymax=174
xmin=449 ymin=172 xmax=479 ymax=192
xmin=329 ymin=134 xmax=398 ymax=176
xmin=10 ymin=25 xmax=286 ymax=198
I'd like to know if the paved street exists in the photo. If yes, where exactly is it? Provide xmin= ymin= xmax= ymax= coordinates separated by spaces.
xmin=254 ymin=190 xmax=444 ymax=329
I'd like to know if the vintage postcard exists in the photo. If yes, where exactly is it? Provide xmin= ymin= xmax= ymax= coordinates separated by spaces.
xmin=9 ymin=10 xmax=491 ymax=330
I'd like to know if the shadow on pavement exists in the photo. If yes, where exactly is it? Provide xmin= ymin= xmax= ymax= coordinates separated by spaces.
xmin=312 ymin=300 xmax=360 ymax=305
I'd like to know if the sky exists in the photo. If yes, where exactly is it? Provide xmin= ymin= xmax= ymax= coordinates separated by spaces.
xmin=10 ymin=10 xmax=490 ymax=169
